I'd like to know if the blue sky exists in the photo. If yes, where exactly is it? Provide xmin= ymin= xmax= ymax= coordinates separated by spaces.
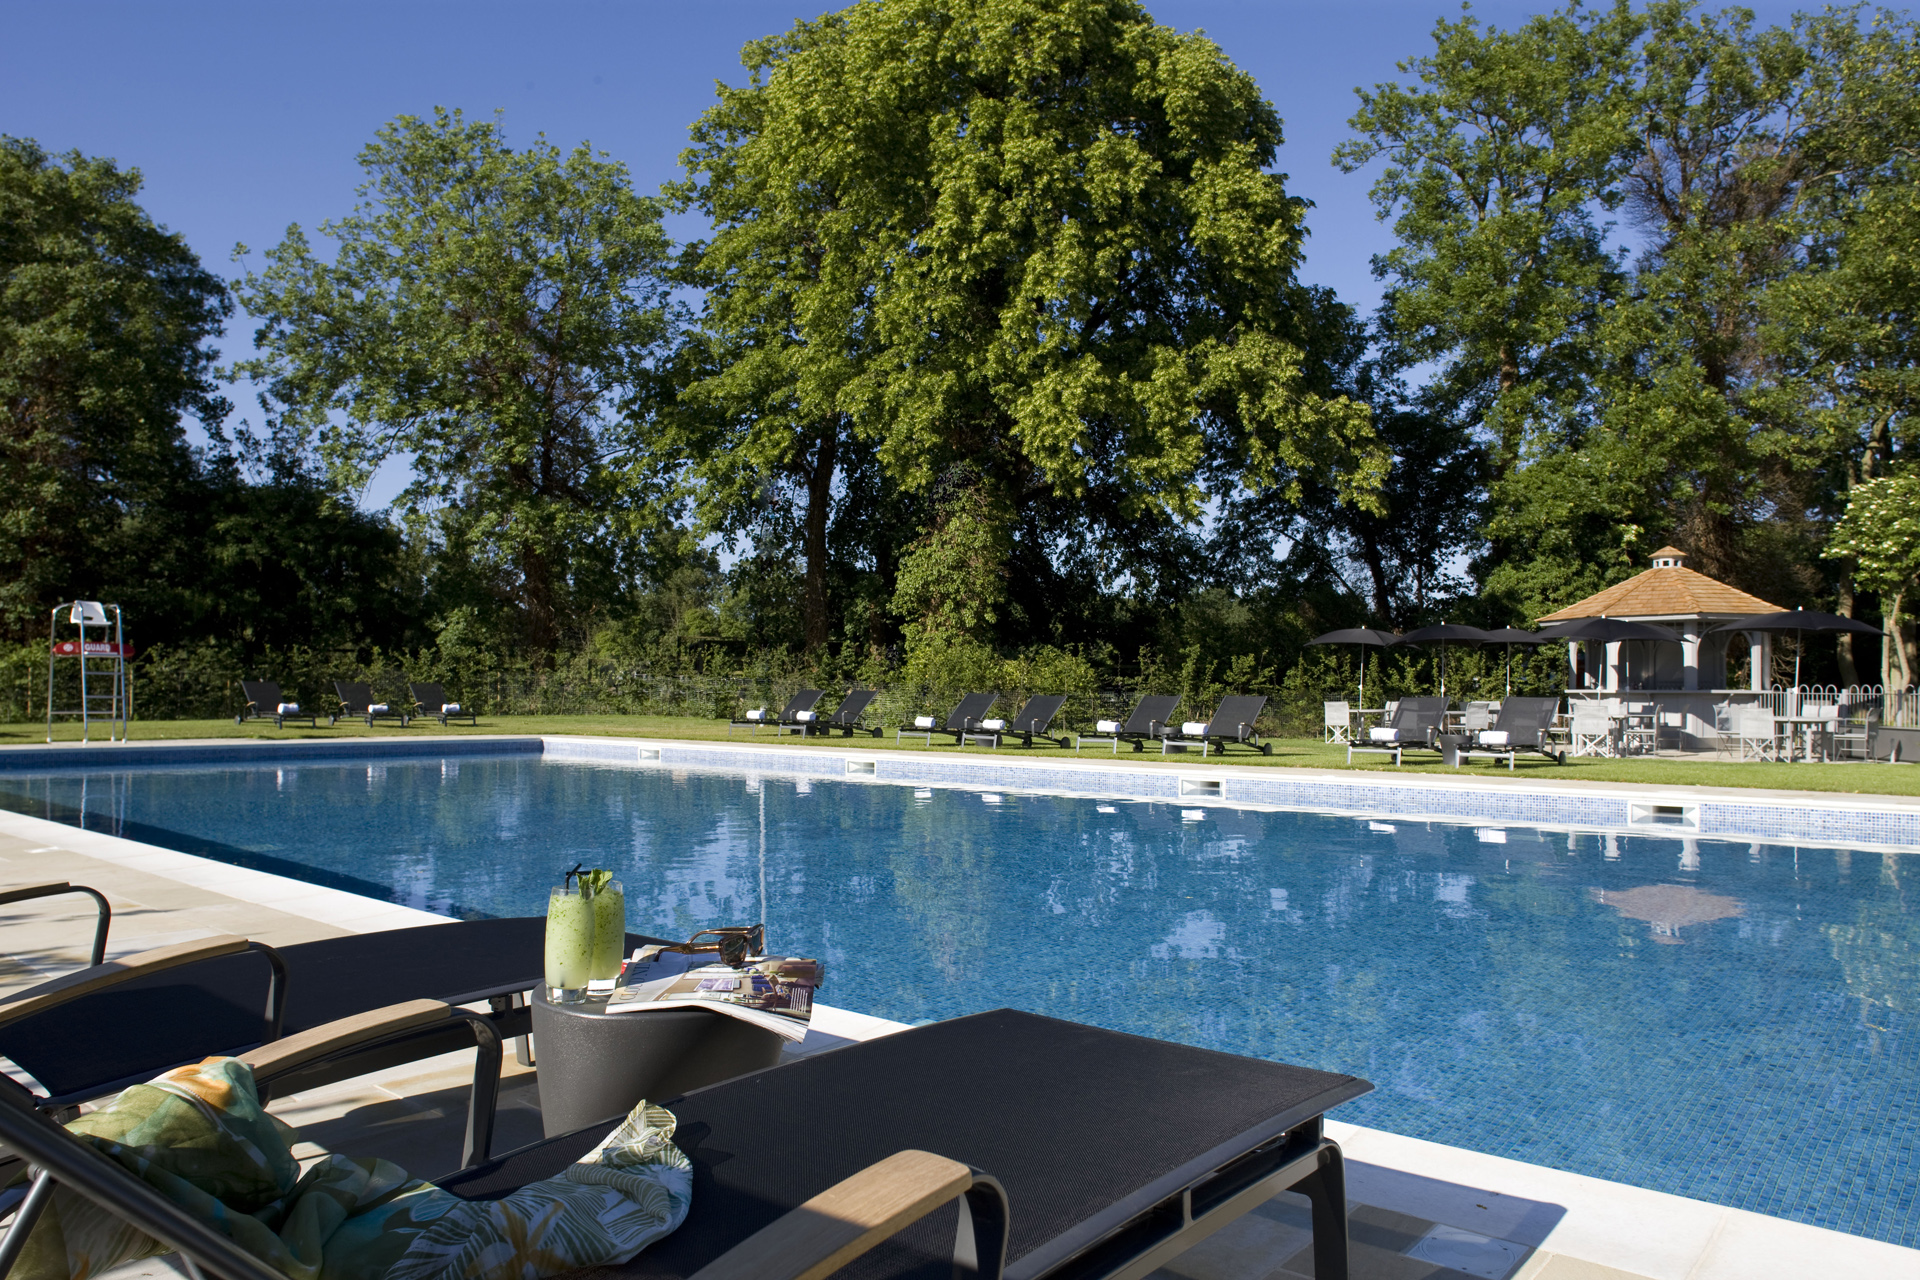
xmin=6 ymin=0 xmax=1806 ymax=500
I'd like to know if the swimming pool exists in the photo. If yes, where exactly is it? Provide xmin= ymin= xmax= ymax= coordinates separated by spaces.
xmin=1 ymin=752 xmax=1914 ymax=1245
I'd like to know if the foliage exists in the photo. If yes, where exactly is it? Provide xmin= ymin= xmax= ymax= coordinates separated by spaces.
xmin=0 ymin=137 xmax=230 ymax=637
xmin=232 ymin=109 xmax=683 ymax=654
xmin=672 ymin=0 xmax=1387 ymax=653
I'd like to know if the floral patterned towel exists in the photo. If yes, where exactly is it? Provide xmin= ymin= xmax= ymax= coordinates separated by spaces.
xmin=15 ymin=1057 xmax=691 ymax=1280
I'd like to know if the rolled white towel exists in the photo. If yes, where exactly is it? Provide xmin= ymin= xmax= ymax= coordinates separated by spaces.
xmin=1095 ymin=719 xmax=1120 ymax=733
xmin=913 ymin=715 xmax=937 ymax=729
xmin=981 ymin=718 xmax=1006 ymax=731
xmin=1478 ymin=730 xmax=1510 ymax=746
xmin=276 ymin=702 xmax=299 ymax=714
xmin=441 ymin=702 xmax=461 ymax=714
xmin=1370 ymin=727 xmax=1399 ymax=742
xmin=368 ymin=702 xmax=390 ymax=713
xmin=746 ymin=708 xmax=768 ymax=721
xmin=1182 ymin=721 xmax=1210 ymax=736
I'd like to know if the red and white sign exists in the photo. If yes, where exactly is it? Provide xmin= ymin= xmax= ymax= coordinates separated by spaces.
xmin=53 ymin=641 xmax=133 ymax=657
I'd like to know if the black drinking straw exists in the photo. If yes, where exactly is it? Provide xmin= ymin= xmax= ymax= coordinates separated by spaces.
xmin=564 ymin=862 xmax=584 ymax=889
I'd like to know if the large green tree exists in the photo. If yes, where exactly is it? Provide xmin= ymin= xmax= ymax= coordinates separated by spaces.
xmin=233 ymin=109 xmax=682 ymax=654
xmin=0 ymin=136 xmax=230 ymax=637
xmin=673 ymin=0 xmax=1385 ymax=651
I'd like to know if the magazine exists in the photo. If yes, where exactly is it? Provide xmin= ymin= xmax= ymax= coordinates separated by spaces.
xmin=603 ymin=945 xmax=822 ymax=1041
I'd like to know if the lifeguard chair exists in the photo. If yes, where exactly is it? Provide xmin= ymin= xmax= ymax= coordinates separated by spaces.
xmin=47 ymin=600 xmax=131 ymax=743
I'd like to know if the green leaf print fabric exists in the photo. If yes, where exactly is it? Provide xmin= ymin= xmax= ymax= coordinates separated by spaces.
xmin=14 ymin=1057 xmax=691 ymax=1280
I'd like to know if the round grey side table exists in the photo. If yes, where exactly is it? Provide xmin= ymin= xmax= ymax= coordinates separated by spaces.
xmin=530 ymin=989 xmax=787 ymax=1137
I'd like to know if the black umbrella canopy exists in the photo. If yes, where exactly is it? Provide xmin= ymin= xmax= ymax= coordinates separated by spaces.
xmin=1396 ymin=623 xmax=1493 ymax=645
xmin=1708 ymin=610 xmax=1881 ymax=636
xmin=1535 ymin=617 xmax=1675 ymax=643
xmin=1307 ymin=628 xmax=1401 ymax=647
xmin=1477 ymin=627 xmax=1544 ymax=644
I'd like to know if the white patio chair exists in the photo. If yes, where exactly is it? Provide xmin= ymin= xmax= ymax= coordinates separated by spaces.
xmin=1461 ymin=701 xmax=1495 ymax=733
xmin=1323 ymin=700 xmax=1351 ymax=744
xmin=1737 ymin=706 xmax=1782 ymax=761
xmin=1622 ymin=701 xmax=1659 ymax=756
xmin=1568 ymin=704 xmax=1616 ymax=757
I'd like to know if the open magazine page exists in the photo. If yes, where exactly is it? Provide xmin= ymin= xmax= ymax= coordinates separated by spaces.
xmin=604 ymin=946 xmax=821 ymax=1041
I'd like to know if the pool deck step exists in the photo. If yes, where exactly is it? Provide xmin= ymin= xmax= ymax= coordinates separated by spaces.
xmin=0 ymin=817 xmax=1910 ymax=1280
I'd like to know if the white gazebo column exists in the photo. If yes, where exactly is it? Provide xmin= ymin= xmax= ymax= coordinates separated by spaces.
xmin=1680 ymin=624 xmax=1701 ymax=691
xmin=1604 ymin=641 xmax=1625 ymax=692
xmin=1748 ymin=633 xmax=1772 ymax=690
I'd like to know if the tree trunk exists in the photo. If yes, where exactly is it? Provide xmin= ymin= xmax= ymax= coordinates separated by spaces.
xmin=799 ymin=422 xmax=840 ymax=651
xmin=1836 ymin=579 xmax=1859 ymax=687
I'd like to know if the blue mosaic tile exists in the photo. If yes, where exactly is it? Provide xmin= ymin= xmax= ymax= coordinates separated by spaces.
xmin=0 ymin=736 xmax=542 ymax=773
xmin=1697 ymin=802 xmax=1920 ymax=848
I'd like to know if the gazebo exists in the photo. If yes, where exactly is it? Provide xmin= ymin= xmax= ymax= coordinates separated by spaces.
xmin=1536 ymin=546 xmax=1782 ymax=747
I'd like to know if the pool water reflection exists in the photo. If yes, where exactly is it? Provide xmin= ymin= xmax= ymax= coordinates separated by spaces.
xmin=1 ymin=757 xmax=1914 ymax=1245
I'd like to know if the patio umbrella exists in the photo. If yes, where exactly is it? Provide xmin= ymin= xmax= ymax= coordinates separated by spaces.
xmin=1306 ymin=627 xmax=1400 ymax=706
xmin=1476 ymin=627 xmax=1544 ymax=696
xmin=1708 ymin=609 xmax=1882 ymax=691
xmin=1534 ymin=616 xmax=1675 ymax=691
xmin=1394 ymin=624 xmax=1492 ymax=698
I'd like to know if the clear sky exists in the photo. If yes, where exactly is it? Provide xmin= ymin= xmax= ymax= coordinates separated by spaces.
xmin=5 ymin=0 xmax=1808 ymax=496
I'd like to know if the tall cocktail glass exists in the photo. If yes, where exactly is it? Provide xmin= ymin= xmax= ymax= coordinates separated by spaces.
xmin=587 ymin=879 xmax=625 ymax=997
xmin=544 ymin=884 xmax=593 ymax=1004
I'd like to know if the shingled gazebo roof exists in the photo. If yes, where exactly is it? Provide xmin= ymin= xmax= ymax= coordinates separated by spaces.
xmin=1536 ymin=547 xmax=1781 ymax=623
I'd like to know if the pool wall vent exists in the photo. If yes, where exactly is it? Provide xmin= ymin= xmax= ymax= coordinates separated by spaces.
xmin=636 ymin=747 xmax=662 ymax=761
xmin=845 ymin=759 xmax=877 ymax=776
xmin=1179 ymin=778 xmax=1223 ymax=799
xmin=1628 ymin=799 xmax=1699 ymax=830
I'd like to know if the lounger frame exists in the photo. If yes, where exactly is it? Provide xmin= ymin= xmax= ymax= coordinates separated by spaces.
xmin=899 ymin=692 xmax=999 ymax=746
xmin=330 ymin=681 xmax=409 ymax=728
xmin=236 ymin=680 xmax=318 ymax=729
xmin=727 ymin=689 xmax=824 ymax=738
xmin=1076 ymin=695 xmax=1180 ymax=754
xmin=408 ymin=681 xmax=478 ymax=727
xmin=1159 ymin=697 xmax=1272 ymax=757
xmin=1345 ymin=697 xmax=1448 ymax=766
xmin=1454 ymin=698 xmax=1565 ymax=770
xmin=819 ymin=688 xmax=883 ymax=737
xmin=964 ymin=695 xmax=1069 ymax=748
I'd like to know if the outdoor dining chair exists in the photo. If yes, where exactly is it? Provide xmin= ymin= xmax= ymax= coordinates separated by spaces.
xmin=1567 ymin=703 xmax=1616 ymax=757
xmin=1323 ymin=700 xmax=1351 ymax=743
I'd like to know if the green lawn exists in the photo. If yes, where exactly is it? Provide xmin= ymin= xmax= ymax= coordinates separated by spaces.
xmin=8 ymin=714 xmax=1920 ymax=798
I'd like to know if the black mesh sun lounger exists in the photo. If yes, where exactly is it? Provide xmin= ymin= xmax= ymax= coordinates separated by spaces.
xmin=1076 ymin=694 xmax=1180 ymax=753
xmin=1346 ymin=696 xmax=1448 ymax=765
xmin=964 ymin=695 xmax=1068 ymax=748
xmin=898 ymin=691 xmax=999 ymax=745
xmin=1160 ymin=696 xmax=1272 ymax=756
xmin=330 ymin=681 xmax=408 ymax=728
xmin=0 ymin=1008 xmax=1370 ymax=1280
xmin=1456 ymin=696 xmax=1565 ymax=770
xmin=236 ymin=680 xmax=317 ymax=729
xmin=0 ymin=917 xmax=667 ymax=1119
xmin=408 ymin=681 xmax=478 ymax=727
xmin=820 ymin=687 xmax=882 ymax=737
xmin=727 ymin=689 xmax=823 ymax=737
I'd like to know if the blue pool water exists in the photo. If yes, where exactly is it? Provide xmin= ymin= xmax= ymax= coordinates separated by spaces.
xmin=1 ymin=755 xmax=1915 ymax=1245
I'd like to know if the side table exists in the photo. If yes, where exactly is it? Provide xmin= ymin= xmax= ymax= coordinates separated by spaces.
xmin=1436 ymin=732 xmax=1469 ymax=767
xmin=531 ymin=988 xmax=787 ymax=1137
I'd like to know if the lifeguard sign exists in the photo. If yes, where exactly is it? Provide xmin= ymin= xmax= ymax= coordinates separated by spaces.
xmin=47 ymin=600 xmax=130 ymax=743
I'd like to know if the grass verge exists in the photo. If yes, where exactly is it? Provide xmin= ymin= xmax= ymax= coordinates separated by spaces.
xmin=5 ymin=715 xmax=1919 ymax=798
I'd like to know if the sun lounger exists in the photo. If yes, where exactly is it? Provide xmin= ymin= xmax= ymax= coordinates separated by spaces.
xmin=1345 ymin=696 xmax=1448 ymax=765
xmin=330 ymin=680 xmax=408 ymax=727
xmin=1075 ymin=694 xmax=1180 ymax=753
xmin=236 ymin=680 xmax=317 ymax=729
xmin=0 ymin=919 xmax=667 ymax=1139
xmin=1455 ymin=696 xmax=1564 ymax=769
xmin=727 ymin=689 xmax=823 ymax=737
xmin=819 ymin=687 xmax=882 ymax=737
xmin=1160 ymin=695 xmax=1272 ymax=756
xmin=964 ymin=695 xmax=1068 ymax=748
xmin=898 ymin=691 xmax=998 ymax=745
xmin=0 ymin=881 xmax=109 ymax=966
xmin=0 ymin=1007 xmax=1372 ymax=1280
xmin=408 ymin=681 xmax=478 ymax=726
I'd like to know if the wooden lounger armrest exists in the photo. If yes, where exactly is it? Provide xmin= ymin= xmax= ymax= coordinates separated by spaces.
xmin=0 ymin=881 xmax=112 ymax=966
xmin=0 ymin=881 xmax=86 ymax=908
xmin=240 ymin=998 xmax=451 ymax=1084
xmin=692 ymin=1150 xmax=991 ymax=1280
xmin=0 ymin=935 xmax=253 ymax=1027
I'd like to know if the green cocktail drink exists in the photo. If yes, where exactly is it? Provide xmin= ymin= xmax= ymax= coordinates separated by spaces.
xmin=587 ymin=879 xmax=625 ymax=995
xmin=544 ymin=885 xmax=593 ymax=1003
